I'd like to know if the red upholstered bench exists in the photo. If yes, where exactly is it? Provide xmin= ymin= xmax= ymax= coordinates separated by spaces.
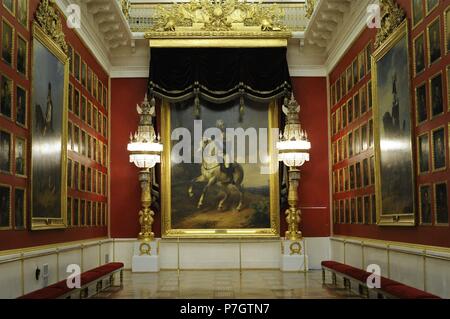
xmin=321 ymin=261 xmax=440 ymax=299
xmin=18 ymin=262 xmax=124 ymax=299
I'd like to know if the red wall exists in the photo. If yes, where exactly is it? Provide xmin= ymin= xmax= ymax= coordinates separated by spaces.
xmin=0 ymin=0 xmax=108 ymax=251
xmin=332 ymin=0 xmax=450 ymax=247
xmin=110 ymin=77 xmax=330 ymax=238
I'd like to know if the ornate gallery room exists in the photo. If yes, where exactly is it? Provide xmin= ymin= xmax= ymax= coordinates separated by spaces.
xmin=0 ymin=0 xmax=450 ymax=305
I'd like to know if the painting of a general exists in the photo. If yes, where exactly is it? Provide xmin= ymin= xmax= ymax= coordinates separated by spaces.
xmin=163 ymin=99 xmax=278 ymax=237
xmin=374 ymin=23 xmax=415 ymax=224
xmin=31 ymin=26 xmax=67 ymax=229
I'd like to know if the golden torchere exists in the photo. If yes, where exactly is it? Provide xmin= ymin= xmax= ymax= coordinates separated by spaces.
xmin=285 ymin=167 xmax=302 ymax=241
xmin=138 ymin=169 xmax=154 ymax=241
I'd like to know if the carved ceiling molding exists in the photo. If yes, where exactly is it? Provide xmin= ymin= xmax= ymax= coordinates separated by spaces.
xmin=145 ymin=0 xmax=291 ymax=39
xmin=35 ymin=0 xmax=68 ymax=53
xmin=374 ymin=0 xmax=406 ymax=49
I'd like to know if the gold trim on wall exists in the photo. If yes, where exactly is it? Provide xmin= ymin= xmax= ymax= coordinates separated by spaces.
xmin=161 ymin=100 xmax=280 ymax=239
xmin=149 ymin=38 xmax=288 ymax=48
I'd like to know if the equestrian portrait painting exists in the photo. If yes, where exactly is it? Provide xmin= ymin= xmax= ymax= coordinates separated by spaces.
xmin=161 ymin=99 xmax=280 ymax=238
xmin=30 ymin=24 xmax=68 ymax=230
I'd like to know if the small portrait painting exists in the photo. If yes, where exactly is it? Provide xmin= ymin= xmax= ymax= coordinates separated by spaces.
xmin=0 ymin=185 xmax=11 ymax=229
xmin=344 ymin=167 xmax=349 ymax=191
xmin=81 ymin=130 xmax=86 ymax=157
xmin=354 ymin=92 xmax=360 ymax=119
xmin=345 ymin=199 xmax=350 ymax=223
xmin=341 ymin=74 xmax=346 ymax=97
xmin=67 ymin=159 xmax=72 ymax=188
xmin=354 ymin=128 xmax=360 ymax=155
xmin=73 ymin=198 xmax=78 ymax=226
xmin=74 ymin=161 xmax=79 ymax=191
xmin=17 ymin=36 xmax=27 ymax=76
xmin=413 ymin=0 xmax=424 ymax=26
xmin=363 ymin=158 xmax=369 ymax=187
xmin=16 ymin=85 xmax=26 ymax=127
xmin=336 ymin=78 xmax=341 ymax=102
xmin=88 ymin=68 xmax=92 ymax=93
xmin=80 ymin=165 xmax=85 ymax=191
xmin=371 ymin=194 xmax=376 ymax=224
xmin=352 ymin=59 xmax=358 ymax=85
xmin=93 ymin=107 xmax=98 ymax=131
xmin=87 ymin=102 xmax=92 ymax=126
xmin=68 ymin=46 xmax=73 ymax=75
xmin=103 ymin=115 xmax=107 ymax=138
xmin=369 ymin=119 xmax=374 ymax=148
xmin=74 ymin=125 xmax=79 ymax=153
xmin=80 ymin=199 xmax=85 ymax=226
xmin=348 ymin=132 xmax=353 ymax=157
xmin=368 ymin=81 xmax=372 ymax=109
xmin=87 ymin=167 xmax=91 ymax=192
xmin=17 ymin=0 xmax=28 ymax=28
xmin=0 ymin=130 xmax=11 ymax=173
xmin=350 ymin=198 xmax=356 ymax=224
xmin=366 ymin=44 xmax=372 ymax=73
xmin=432 ymin=127 xmax=446 ymax=170
xmin=364 ymin=196 xmax=370 ymax=224
xmin=81 ymin=96 xmax=86 ymax=122
xmin=338 ymin=201 xmax=344 ymax=224
xmin=435 ymin=182 xmax=448 ymax=224
xmin=2 ymin=0 xmax=14 ymax=14
xmin=350 ymin=164 xmax=355 ymax=190
xmin=356 ymin=162 xmax=362 ymax=189
xmin=331 ymin=113 xmax=336 ymax=135
xmin=426 ymin=0 xmax=439 ymax=15
xmin=14 ymin=188 xmax=25 ymax=229
xmin=414 ymin=33 xmax=425 ymax=75
xmin=15 ymin=136 xmax=26 ymax=176
xmin=87 ymin=135 xmax=92 ymax=159
xmin=74 ymin=52 xmax=81 ymax=81
xmin=420 ymin=185 xmax=432 ymax=224
xmin=357 ymin=197 xmax=363 ymax=224
xmin=361 ymin=123 xmax=368 ymax=151
xmin=358 ymin=52 xmax=365 ymax=80
xmin=347 ymin=99 xmax=353 ymax=123
xmin=68 ymin=122 xmax=73 ymax=151
xmin=74 ymin=89 xmax=80 ymax=117
xmin=430 ymin=73 xmax=443 ymax=117
xmin=1 ymin=20 xmax=13 ymax=66
xmin=0 ymin=75 xmax=12 ymax=118
xmin=346 ymin=67 xmax=352 ymax=92
xmin=360 ymin=86 xmax=367 ymax=114
xmin=418 ymin=133 xmax=430 ymax=173
xmin=416 ymin=83 xmax=427 ymax=123
xmin=428 ymin=18 xmax=441 ymax=65
xmin=370 ymin=156 xmax=375 ymax=185
xmin=81 ymin=62 xmax=87 ymax=88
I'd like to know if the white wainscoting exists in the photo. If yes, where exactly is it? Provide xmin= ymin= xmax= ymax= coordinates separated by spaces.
xmin=112 ymin=237 xmax=330 ymax=270
xmin=0 ymin=238 xmax=113 ymax=299
xmin=330 ymin=236 xmax=450 ymax=298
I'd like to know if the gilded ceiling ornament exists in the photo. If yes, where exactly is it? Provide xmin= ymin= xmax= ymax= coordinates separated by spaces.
xmin=148 ymin=0 xmax=287 ymax=34
xmin=374 ymin=0 xmax=406 ymax=49
xmin=35 ymin=0 xmax=68 ymax=53
xmin=304 ymin=0 xmax=316 ymax=19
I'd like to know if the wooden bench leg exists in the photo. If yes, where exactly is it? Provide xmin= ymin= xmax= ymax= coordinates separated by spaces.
xmin=343 ymin=278 xmax=351 ymax=291
xmin=332 ymin=272 xmax=337 ymax=285
xmin=96 ymin=280 xmax=103 ymax=294
xmin=109 ymin=274 xmax=115 ymax=287
xmin=322 ymin=269 xmax=325 ymax=284
xmin=120 ymin=270 xmax=124 ymax=288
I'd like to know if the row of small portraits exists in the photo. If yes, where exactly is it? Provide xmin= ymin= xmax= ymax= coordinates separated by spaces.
xmin=417 ymin=124 xmax=448 ymax=173
xmin=1 ymin=17 xmax=27 ymax=77
xmin=332 ymin=119 xmax=374 ymax=165
xmin=68 ymin=121 xmax=108 ymax=167
xmin=330 ymin=44 xmax=372 ymax=107
xmin=0 ymin=129 xmax=26 ymax=177
xmin=418 ymin=182 xmax=449 ymax=225
xmin=68 ymin=46 xmax=108 ymax=109
xmin=2 ymin=0 xmax=28 ymax=29
xmin=412 ymin=3 xmax=450 ymax=77
xmin=0 ymin=184 xmax=25 ymax=230
xmin=0 ymin=73 xmax=26 ymax=127
xmin=67 ymin=158 xmax=108 ymax=196
xmin=333 ymin=194 xmax=376 ymax=226
xmin=333 ymin=155 xmax=375 ymax=194
xmin=412 ymin=0 xmax=444 ymax=27
xmin=415 ymin=66 xmax=450 ymax=124
xmin=331 ymin=81 xmax=372 ymax=137
xmin=67 ymin=197 xmax=107 ymax=228
xmin=69 ymin=83 xmax=108 ymax=139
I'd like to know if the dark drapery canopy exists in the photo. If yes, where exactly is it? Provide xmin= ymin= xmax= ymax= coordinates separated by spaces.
xmin=148 ymin=47 xmax=292 ymax=103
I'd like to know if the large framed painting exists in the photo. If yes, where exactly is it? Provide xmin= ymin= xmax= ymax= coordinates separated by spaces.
xmin=372 ymin=20 xmax=416 ymax=226
xmin=30 ymin=23 xmax=68 ymax=230
xmin=161 ymin=99 xmax=280 ymax=238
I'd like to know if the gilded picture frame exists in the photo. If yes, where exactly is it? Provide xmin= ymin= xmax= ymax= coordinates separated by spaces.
xmin=14 ymin=186 xmax=26 ymax=229
xmin=30 ymin=23 xmax=68 ymax=230
xmin=0 ymin=183 xmax=12 ymax=230
xmin=161 ymin=100 xmax=280 ymax=238
xmin=372 ymin=20 xmax=416 ymax=226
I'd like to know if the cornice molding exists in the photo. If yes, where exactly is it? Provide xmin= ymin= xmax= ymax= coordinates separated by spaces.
xmin=289 ymin=65 xmax=326 ymax=77
xmin=55 ymin=0 xmax=112 ymax=74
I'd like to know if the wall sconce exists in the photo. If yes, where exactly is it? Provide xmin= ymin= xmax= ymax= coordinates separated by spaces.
xmin=277 ymin=93 xmax=311 ymax=241
xmin=127 ymin=94 xmax=163 ymax=243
